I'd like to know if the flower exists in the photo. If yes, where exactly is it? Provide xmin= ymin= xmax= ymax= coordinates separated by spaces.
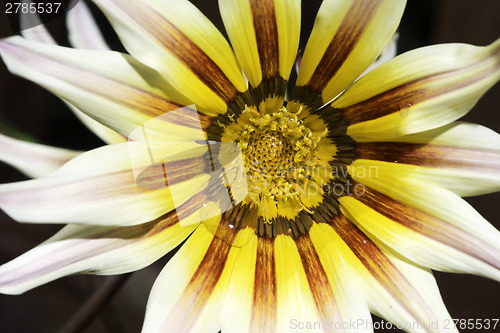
xmin=1 ymin=0 xmax=500 ymax=332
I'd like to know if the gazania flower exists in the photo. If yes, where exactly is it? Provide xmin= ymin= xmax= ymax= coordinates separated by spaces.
xmin=1 ymin=0 xmax=500 ymax=332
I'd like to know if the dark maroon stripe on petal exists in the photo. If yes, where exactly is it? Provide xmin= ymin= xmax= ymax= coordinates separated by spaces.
xmin=168 ymin=217 xmax=238 ymax=332
xmin=355 ymin=142 xmax=500 ymax=171
xmin=251 ymin=237 xmax=277 ymax=332
xmin=330 ymin=214 xmax=407 ymax=287
xmin=307 ymin=0 xmax=382 ymax=93
xmin=329 ymin=214 xmax=431 ymax=320
xmin=113 ymin=0 xmax=239 ymax=103
xmin=341 ymin=46 xmax=500 ymax=125
xmin=135 ymin=152 xmax=213 ymax=190
xmin=295 ymin=235 xmax=339 ymax=322
xmin=250 ymin=0 xmax=280 ymax=81
xmin=350 ymin=183 xmax=500 ymax=269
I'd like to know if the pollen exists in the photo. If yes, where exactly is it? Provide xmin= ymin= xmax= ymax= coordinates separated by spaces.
xmin=221 ymin=105 xmax=333 ymax=221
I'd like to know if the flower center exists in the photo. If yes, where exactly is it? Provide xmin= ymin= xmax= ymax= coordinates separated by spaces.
xmin=246 ymin=130 xmax=294 ymax=178
xmin=221 ymin=105 xmax=332 ymax=221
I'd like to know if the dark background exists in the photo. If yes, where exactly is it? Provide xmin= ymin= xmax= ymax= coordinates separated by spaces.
xmin=0 ymin=0 xmax=499 ymax=332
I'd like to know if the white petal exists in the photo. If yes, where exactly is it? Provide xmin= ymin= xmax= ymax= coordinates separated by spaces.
xmin=0 ymin=36 xmax=192 ymax=139
xmin=67 ymin=0 xmax=110 ymax=50
xmin=0 ymin=133 xmax=80 ymax=178
xmin=19 ymin=6 xmax=55 ymax=44
xmin=0 ymin=215 xmax=196 ymax=295
xmin=0 ymin=141 xmax=203 ymax=226
xmin=19 ymin=8 xmax=126 ymax=144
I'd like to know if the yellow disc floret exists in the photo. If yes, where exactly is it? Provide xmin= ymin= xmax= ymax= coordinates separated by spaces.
xmin=221 ymin=105 xmax=333 ymax=221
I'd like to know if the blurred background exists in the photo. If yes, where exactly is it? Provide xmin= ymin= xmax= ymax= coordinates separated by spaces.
xmin=0 ymin=0 xmax=499 ymax=332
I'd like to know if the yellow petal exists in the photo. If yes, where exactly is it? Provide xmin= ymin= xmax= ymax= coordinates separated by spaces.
xmin=339 ymin=184 xmax=500 ymax=281
xmin=353 ymin=124 xmax=500 ymax=196
xmin=322 ymin=215 xmax=457 ymax=332
xmin=93 ymin=0 xmax=247 ymax=114
xmin=142 ymin=221 xmax=240 ymax=333
xmin=291 ymin=0 xmax=406 ymax=108
xmin=219 ymin=0 xmax=300 ymax=96
xmin=335 ymin=38 xmax=500 ymax=140
xmin=274 ymin=234 xmax=324 ymax=331
xmin=221 ymin=234 xmax=277 ymax=333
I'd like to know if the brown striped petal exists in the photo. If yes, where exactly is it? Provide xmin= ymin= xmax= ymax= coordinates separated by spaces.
xmin=274 ymin=234 xmax=328 ymax=331
xmin=219 ymin=0 xmax=300 ymax=104
xmin=339 ymin=183 xmax=500 ymax=281
xmin=93 ymin=0 xmax=248 ymax=115
xmin=334 ymin=39 xmax=500 ymax=141
xmin=289 ymin=0 xmax=405 ymax=110
xmin=294 ymin=235 xmax=344 ymax=330
xmin=353 ymin=121 xmax=500 ymax=196
xmin=323 ymin=215 xmax=456 ymax=332
xmin=223 ymin=232 xmax=345 ymax=332
xmin=308 ymin=223 xmax=373 ymax=331
xmin=0 ymin=211 xmax=196 ymax=295
xmin=0 ymin=141 xmax=210 ymax=226
xmin=132 ymin=136 xmax=248 ymax=227
xmin=0 ymin=37 xmax=197 ymax=139
xmin=142 ymin=218 xmax=240 ymax=333
xmin=19 ymin=16 xmax=128 ymax=145
xmin=221 ymin=235 xmax=278 ymax=333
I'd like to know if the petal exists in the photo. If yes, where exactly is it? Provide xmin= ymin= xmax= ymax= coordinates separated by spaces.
xmin=358 ymin=33 xmax=399 ymax=80
xmin=348 ymin=159 xmax=500 ymax=248
xmin=19 ymin=8 xmax=55 ymax=44
xmin=290 ymin=0 xmax=406 ymax=109
xmin=0 ymin=141 xmax=209 ymax=226
xmin=92 ymin=0 xmax=247 ymax=114
xmin=299 ymin=227 xmax=372 ymax=332
xmin=0 ymin=133 xmax=80 ymax=178
xmin=354 ymin=122 xmax=500 ymax=196
xmin=0 ymin=211 xmax=196 ymax=295
xmin=225 ymin=231 xmax=352 ymax=333
xmin=221 ymin=234 xmax=276 ymax=333
xmin=19 ymin=8 xmax=125 ymax=145
xmin=219 ymin=0 xmax=300 ymax=97
xmin=273 ymin=234 xmax=325 ymax=332
xmin=0 ymin=36 xmax=195 ymax=139
xmin=135 ymin=140 xmax=249 ymax=228
xmin=322 ymin=216 xmax=457 ymax=332
xmin=334 ymin=39 xmax=500 ymax=140
xmin=338 ymin=180 xmax=500 ymax=281
xmin=142 ymin=218 xmax=240 ymax=333
xmin=66 ymin=103 xmax=128 ymax=145
xmin=67 ymin=0 xmax=110 ymax=51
